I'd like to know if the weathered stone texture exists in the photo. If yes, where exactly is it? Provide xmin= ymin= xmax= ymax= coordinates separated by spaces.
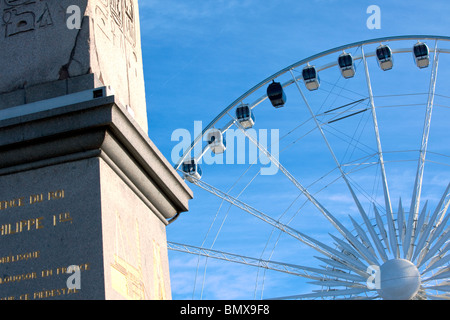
xmin=0 ymin=0 xmax=148 ymax=132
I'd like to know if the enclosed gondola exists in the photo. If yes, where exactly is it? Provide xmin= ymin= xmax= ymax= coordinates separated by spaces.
xmin=207 ymin=128 xmax=226 ymax=154
xmin=338 ymin=52 xmax=355 ymax=79
xmin=376 ymin=44 xmax=393 ymax=71
xmin=267 ymin=81 xmax=286 ymax=108
xmin=181 ymin=158 xmax=202 ymax=182
xmin=413 ymin=42 xmax=430 ymax=69
xmin=236 ymin=104 xmax=255 ymax=129
xmin=302 ymin=65 xmax=320 ymax=91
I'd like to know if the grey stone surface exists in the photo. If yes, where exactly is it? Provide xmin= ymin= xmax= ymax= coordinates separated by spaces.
xmin=0 ymin=74 xmax=103 ymax=109
xmin=0 ymin=0 xmax=149 ymax=133
xmin=0 ymin=89 xmax=25 ymax=110
xmin=99 ymin=158 xmax=172 ymax=299
xmin=0 ymin=158 xmax=106 ymax=300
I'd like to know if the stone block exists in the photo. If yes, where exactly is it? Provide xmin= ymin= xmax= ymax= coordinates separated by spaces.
xmin=0 ymin=0 xmax=148 ymax=133
xmin=0 ymin=89 xmax=25 ymax=110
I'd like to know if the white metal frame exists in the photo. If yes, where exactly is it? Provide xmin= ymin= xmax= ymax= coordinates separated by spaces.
xmin=170 ymin=35 xmax=450 ymax=300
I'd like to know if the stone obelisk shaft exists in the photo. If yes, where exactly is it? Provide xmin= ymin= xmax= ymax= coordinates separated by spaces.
xmin=0 ymin=0 xmax=148 ymax=132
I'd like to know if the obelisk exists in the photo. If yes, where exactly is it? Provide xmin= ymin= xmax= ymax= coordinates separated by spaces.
xmin=0 ymin=0 xmax=193 ymax=300
xmin=0 ymin=0 xmax=149 ymax=132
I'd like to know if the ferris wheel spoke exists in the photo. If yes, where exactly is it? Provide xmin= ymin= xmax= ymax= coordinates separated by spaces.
xmin=314 ymin=258 xmax=369 ymax=281
xmin=348 ymin=216 xmax=375 ymax=255
xmin=190 ymin=171 xmax=378 ymax=269
xmin=361 ymin=46 xmax=398 ymax=259
xmin=359 ymin=204 xmax=389 ymax=262
xmin=423 ymin=283 xmax=450 ymax=293
xmin=308 ymin=278 xmax=368 ymax=289
xmin=322 ymin=125 xmax=377 ymax=159
xmin=187 ymin=175 xmax=343 ymax=259
xmin=396 ymin=198 xmax=406 ymax=251
xmin=289 ymin=69 xmax=390 ymax=264
xmin=293 ymin=229 xmax=371 ymax=274
xmin=168 ymin=242 xmax=322 ymax=280
xmin=426 ymin=293 xmax=450 ymax=300
xmin=406 ymin=41 xmax=441 ymax=260
xmin=325 ymin=236 xmax=374 ymax=278
xmin=405 ymin=202 xmax=429 ymax=259
xmin=429 ymin=202 xmax=450 ymax=244
xmin=413 ymin=184 xmax=449 ymax=262
xmin=415 ymin=184 xmax=450 ymax=266
xmin=413 ymin=201 xmax=429 ymax=246
xmin=175 ymin=36 xmax=450 ymax=300
xmin=328 ymin=233 xmax=362 ymax=259
xmin=373 ymin=205 xmax=390 ymax=254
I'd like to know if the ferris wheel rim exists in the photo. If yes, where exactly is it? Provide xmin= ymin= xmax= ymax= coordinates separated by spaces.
xmin=169 ymin=34 xmax=450 ymax=300
xmin=174 ymin=34 xmax=450 ymax=171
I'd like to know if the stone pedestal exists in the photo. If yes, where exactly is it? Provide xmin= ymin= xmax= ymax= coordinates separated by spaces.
xmin=0 ymin=92 xmax=193 ymax=300
xmin=0 ymin=0 xmax=193 ymax=300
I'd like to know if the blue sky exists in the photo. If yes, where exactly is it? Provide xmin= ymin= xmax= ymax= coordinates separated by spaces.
xmin=138 ymin=1 xmax=450 ymax=299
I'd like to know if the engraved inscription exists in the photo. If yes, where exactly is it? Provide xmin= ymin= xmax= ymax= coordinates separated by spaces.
xmin=0 ymin=189 xmax=64 ymax=212
xmin=2 ymin=0 xmax=53 ymax=38
xmin=95 ymin=4 xmax=110 ymax=39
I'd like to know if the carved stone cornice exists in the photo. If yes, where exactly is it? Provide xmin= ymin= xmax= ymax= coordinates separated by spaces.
xmin=0 ymin=94 xmax=193 ymax=223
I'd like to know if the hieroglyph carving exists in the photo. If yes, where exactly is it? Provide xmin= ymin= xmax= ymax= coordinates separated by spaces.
xmin=96 ymin=0 xmax=136 ymax=47
xmin=2 ymin=0 xmax=53 ymax=38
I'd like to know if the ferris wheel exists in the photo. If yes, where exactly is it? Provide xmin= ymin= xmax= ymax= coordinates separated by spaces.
xmin=169 ymin=35 xmax=450 ymax=300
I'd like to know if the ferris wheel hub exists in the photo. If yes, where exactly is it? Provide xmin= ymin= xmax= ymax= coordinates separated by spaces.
xmin=378 ymin=259 xmax=421 ymax=300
